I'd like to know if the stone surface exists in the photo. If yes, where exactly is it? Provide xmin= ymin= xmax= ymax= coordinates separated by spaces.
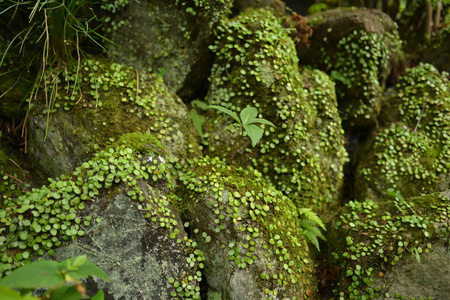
xmin=0 ymin=137 xmax=204 ymax=299
xmin=300 ymin=8 xmax=401 ymax=130
xmin=51 ymin=191 xmax=200 ymax=300
xmin=28 ymin=58 xmax=200 ymax=184
xmin=106 ymin=0 xmax=231 ymax=99
xmin=372 ymin=239 xmax=450 ymax=300
xmin=329 ymin=192 xmax=450 ymax=299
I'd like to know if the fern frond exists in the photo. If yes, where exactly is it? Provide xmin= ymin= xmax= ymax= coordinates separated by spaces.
xmin=299 ymin=212 xmax=327 ymax=251
xmin=298 ymin=207 xmax=326 ymax=230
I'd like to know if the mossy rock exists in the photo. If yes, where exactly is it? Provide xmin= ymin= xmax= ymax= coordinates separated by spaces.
xmin=231 ymin=0 xmax=286 ymax=16
xmin=329 ymin=192 xmax=449 ymax=299
xmin=300 ymin=8 xmax=401 ymax=131
xmin=355 ymin=64 xmax=450 ymax=201
xmin=105 ymin=0 xmax=231 ymax=99
xmin=175 ymin=155 xmax=318 ymax=299
xmin=0 ymin=133 xmax=205 ymax=299
xmin=204 ymin=8 xmax=347 ymax=213
xmin=27 ymin=58 xmax=200 ymax=184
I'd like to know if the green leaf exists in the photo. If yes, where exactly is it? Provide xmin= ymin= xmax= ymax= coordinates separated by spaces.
xmin=190 ymin=109 xmax=206 ymax=141
xmin=63 ymin=259 xmax=110 ymax=282
xmin=0 ymin=261 xmax=62 ymax=289
xmin=91 ymin=290 xmax=105 ymax=300
xmin=71 ymin=255 xmax=88 ymax=269
xmin=240 ymin=107 xmax=258 ymax=125
xmin=298 ymin=208 xmax=326 ymax=230
xmin=300 ymin=219 xmax=326 ymax=251
xmin=49 ymin=285 xmax=83 ymax=300
xmin=0 ymin=286 xmax=39 ymax=300
xmin=207 ymin=105 xmax=241 ymax=125
xmin=191 ymin=100 xmax=208 ymax=109
xmin=248 ymin=118 xmax=276 ymax=127
xmin=243 ymin=124 xmax=263 ymax=147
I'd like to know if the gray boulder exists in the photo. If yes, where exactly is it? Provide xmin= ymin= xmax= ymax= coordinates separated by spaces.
xmin=204 ymin=8 xmax=347 ymax=212
xmin=355 ymin=63 xmax=450 ymax=201
xmin=28 ymin=58 xmax=200 ymax=184
xmin=176 ymin=155 xmax=318 ymax=299
xmin=329 ymin=192 xmax=450 ymax=299
xmin=299 ymin=8 xmax=401 ymax=130
xmin=105 ymin=0 xmax=232 ymax=99
xmin=0 ymin=134 xmax=204 ymax=299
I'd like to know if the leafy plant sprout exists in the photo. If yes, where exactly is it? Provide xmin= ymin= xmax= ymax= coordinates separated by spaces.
xmin=207 ymin=105 xmax=276 ymax=160
xmin=0 ymin=255 xmax=109 ymax=300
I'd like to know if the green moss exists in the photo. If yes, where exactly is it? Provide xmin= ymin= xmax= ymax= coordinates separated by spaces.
xmin=396 ymin=63 xmax=449 ymax=138
xmin=174 ymin=155 xmax=317 ymax=298
xmin=357 ymin=63 xmax=449 ymax=200
xmin=326 ymin=29 xmax=401 ymax=126
xmin=205 ymin=8 xmax=347 ymax=211
xmin=0 ymin=133 xmax=205 ymax=299
xmin=57 ymin=58 xmax=197 ymax=150
xmin=29 ymin=58 xmax=199 ymax=182
xmin=117 ymin=132 xmax=166 ymax=157
xmin=332 ymin=191 xmax=449 ymax=299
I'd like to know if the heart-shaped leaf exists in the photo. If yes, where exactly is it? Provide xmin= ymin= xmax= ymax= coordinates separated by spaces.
xmin=240 ymin=107 xmax=258 ymax=125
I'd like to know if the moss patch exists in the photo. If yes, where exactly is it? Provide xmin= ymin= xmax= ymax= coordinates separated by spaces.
xmin=174 ymin=155 xmax=317 ymax=299
xmin=28 ymin=58 xmax=200 ymax=182
xmin=331 ymin=191 xmax=449 ymax=299
xmin=356 ymin=63 xmax=450 ymax=200
xmin=0 ymin=133 xmax=205 ymax=299
xmin=105 ymin=0 xmax=231 ymax=98
xmin=205 ymin=8 xmax=347 ymax=212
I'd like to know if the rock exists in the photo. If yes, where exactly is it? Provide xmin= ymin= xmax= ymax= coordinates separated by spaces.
xmin=105 ymin=0 xmax=231 ymax=99
xmin=51 ymin=192 xmax=202 ymax=300
xmin=204 ymin=8 xmax=347 ymax=212
xmin=176 ymin=155 xmax=318 ymax=299
xmin=355 ymin=63 xmax=450 ymax=201
xmin=0 ymin=135 xmax=205 ymax=299
xmin=28 ymin=58 xmax=200 ymax=184
xmin=231 ymin=0 xmax=286 ymax=16
xmin=329 ymin=192 xmax=450 ymax=299
xmin=299 ymin=8 xmax=401 ymax=130
xmin=372 ymin=239 xmax=450 ymax=300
